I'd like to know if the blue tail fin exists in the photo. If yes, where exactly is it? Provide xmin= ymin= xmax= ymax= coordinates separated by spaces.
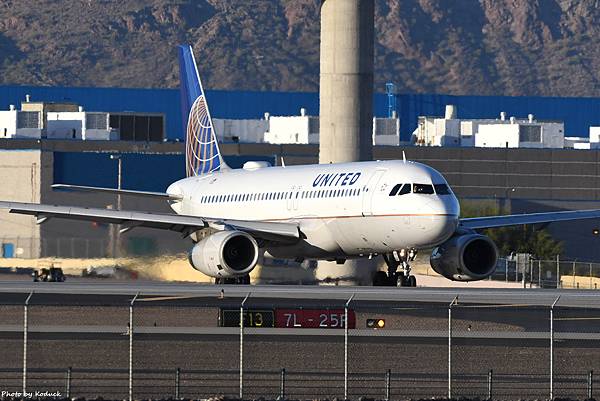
xmin=178 ymin=45 xmax=228 ymax=177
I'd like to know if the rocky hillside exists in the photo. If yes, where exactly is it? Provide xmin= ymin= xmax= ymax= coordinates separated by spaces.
xmin=0 ymin=0 xmax=598 ymax=96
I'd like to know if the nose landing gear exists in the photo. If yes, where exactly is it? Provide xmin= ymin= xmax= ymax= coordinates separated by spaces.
xmin=374 ymin=249 xmax=418 ymax=287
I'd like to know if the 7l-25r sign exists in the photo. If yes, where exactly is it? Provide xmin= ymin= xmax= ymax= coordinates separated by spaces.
xmin=275 ymin=309 xmax=356 ymax=329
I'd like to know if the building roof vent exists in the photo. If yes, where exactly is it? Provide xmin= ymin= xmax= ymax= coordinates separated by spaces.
xmin=25 ymin=94 xmax=31 ymax=102
xmin=510 ymin=116 xmax=516 ymax=124
xmin=445 ymin=104 xmax=457 ymax=119
xmin=500 ymin=111 xmax=506 ymax=121
xmin=528 ymin=114 xmax=534 ymax=123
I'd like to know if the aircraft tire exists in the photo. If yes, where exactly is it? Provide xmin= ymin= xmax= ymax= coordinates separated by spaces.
xmin=395 ymin=272 xmax=405 ymax=287
xmin=406 ymin=275 xmax=417 ymax=287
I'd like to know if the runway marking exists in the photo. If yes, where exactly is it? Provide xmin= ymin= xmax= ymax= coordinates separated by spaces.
xmin=454 ymin=304 xmax=543 ymax=309
xmin=137 ymin=295 xmax=206 ymax=302
xmin=554 ymin=317 xmax=600 ymax=321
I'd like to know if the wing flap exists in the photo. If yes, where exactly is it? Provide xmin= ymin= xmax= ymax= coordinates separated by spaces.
xmin=52 ymin=184 xmax=183 ymax=201
xmin=461 ymin=209 xmax=600 ymax=230
xmin=0 ymin=201 xmax=299 ymax=242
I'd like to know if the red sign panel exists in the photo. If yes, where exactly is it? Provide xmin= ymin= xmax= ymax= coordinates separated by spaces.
xmin=275 ymin=309 xmax=356 ymax=329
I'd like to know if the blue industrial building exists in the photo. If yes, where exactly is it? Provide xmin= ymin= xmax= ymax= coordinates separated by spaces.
xmin=2 ymin=85 xmax=600 ymax=141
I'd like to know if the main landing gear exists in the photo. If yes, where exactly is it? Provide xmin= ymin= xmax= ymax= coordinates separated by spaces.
xmin=215 ymin=275 xmax=250 ymax=285
xmin=373 ymin=249 xmax=418 ymax=287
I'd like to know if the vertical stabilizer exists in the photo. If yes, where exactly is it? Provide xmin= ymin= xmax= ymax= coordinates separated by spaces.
xmin=178 ymin=45 xmax=229 ymax=177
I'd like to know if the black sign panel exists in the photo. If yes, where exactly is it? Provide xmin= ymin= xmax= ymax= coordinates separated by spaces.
xmin=219 ymin=309 xmax=274 ymax=328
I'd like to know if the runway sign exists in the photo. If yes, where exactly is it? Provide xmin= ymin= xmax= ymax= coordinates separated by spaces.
xmin=219 ymin=309 xmax=275 ymax=327
xmin=275 ymin=309 xmax=356 ymax=329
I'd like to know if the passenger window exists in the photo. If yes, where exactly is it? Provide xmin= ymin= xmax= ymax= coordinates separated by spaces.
xmin=413 ymin=184 xmax=434 ymax=194
xmin=389 ymin=184 xmax=402 ymax=196
xmin=434 ymin=184 xmax=451 ymax=195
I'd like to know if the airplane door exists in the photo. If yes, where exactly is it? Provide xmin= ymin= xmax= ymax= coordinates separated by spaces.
xmin=293 ymin=186 xmax=302 ymax=210
xmin=287 ymin=186 xmax=301 ymax=211
xmin=286 ymin=186 xmax=295 ymax=211
xmin=361 ymin=169 xmax=386 ymax=216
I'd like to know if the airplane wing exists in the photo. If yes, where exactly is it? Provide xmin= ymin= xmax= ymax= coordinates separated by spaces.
xmin=52 ymin=184 xmax=183 ymax=201
xmin=0 ymin=201 xmax=300 ymax=243
xmin=460 ymin=209 xmax=600 ymax=230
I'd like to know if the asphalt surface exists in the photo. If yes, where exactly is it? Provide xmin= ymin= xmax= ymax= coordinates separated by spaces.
xmin=0 ymin=280 xmax=598 ymax=400
xmin=1 ymin=280 xmax=600 ymax=307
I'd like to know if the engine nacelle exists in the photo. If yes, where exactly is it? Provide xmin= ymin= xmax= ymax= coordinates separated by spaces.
xmin=430 ymin=232 xmax=498 ymax=281
xmin=188 ymin=231 xmax=259 ymax=278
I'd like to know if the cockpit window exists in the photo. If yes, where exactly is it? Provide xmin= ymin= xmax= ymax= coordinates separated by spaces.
xmin=413 ymin=184 xmax=434 ymax=194
xmin=434 ymin=184 xmax=452 ymax=195
xmin=398 ymin=184 xmax=411 ymax=195
xmin=389 ymin=184 xmax=402 ymax=196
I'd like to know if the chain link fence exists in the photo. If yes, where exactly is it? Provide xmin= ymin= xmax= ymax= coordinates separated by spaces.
xmin=491 ymin=257 xmax=600 ymax=289
xmin=0 ymin=292 xmax=599 ymax=400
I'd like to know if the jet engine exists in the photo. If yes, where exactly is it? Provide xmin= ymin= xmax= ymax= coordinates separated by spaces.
xmin=188 ymin=231 xmax=259 ymax=278
xmin=430 ymin=232 xmax=498 ymax=281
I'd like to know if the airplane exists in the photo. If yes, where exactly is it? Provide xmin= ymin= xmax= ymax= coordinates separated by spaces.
xmin=3 ymin=44 xmax=600 ymax=286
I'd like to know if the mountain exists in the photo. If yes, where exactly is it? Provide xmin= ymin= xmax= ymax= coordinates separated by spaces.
xmin=0 ymin=0 xmax=598 ymax=96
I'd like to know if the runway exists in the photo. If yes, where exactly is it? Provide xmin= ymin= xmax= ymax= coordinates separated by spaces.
xmin=0 ymin=280 xmax=600 ymax=308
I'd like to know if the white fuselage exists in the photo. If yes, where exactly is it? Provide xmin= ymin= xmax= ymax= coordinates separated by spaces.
xmin=167 ymin=160 xmax=460 ymax=260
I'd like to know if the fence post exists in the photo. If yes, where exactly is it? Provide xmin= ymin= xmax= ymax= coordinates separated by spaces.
xmin=280 ymin=368 xmax=285 ymax=400
xmin=590 ymin=263 xmax=593 ymax=290
xmin=65 ymin=367 xmax=72 ymax=398
xmin=588 ymin=370 xmax=593 ymax=400
xmin=487 ymin=369 xmax=493 ymax=400
xmin=556 ymin=255 xmax=560 ymax=288
xmin=22 ymin=292 xmax=33 ymax=395
xmin=129 ymin=293 xmax=139 ymax=401
xmin=175 ymin=368 xmax=180 ymax=400
xmin=344 ymin=293 xmax=355 ymax=400
xmin=573 ymin=261 xmax=576 ymax=288
xmin=385 ymin=369 xmax=391 ymax=401
xmin=529 ymin=259 xmax=533 ymax=288
xmin=550 ymin=296 xmax=560 ymax=400
xmin=505 ymin=259 xmax=508 ymax=282
xmin=448 ymin=296 xmax=458 ymax=399
xmin=240 ymin=292 xmax=250 ymax=400
xmin=539 ymin=260 xmax=542 ymax=288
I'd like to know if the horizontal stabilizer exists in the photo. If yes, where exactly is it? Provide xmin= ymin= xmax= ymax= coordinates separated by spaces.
xmin=52 ymin=184 xmax=183 ymax=201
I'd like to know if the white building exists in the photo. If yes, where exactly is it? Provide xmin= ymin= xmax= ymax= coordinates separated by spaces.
xmin=413 ymin=105 xmax=565 ymax=149
xmin=565 ymin=128 xmax=600 ymax=150
xmin=213 ymin=118 xmax=268 ymax=143
xmin=0 ymin=96 xmax=170 ymax=141
xmin=0 ymin=105 xmax=43 ymax=139
xmin=475 ymin=115 xmax=564 ymax=149
xmin=563 ymin=137 xmax=590 ymax=149
xmin=263 ymin=108 xmax=400 ymax=146
xmin=263 ymin=108 xmax=319 ymax=144
xmin=46 ymin=111 xmax=118 ymax=140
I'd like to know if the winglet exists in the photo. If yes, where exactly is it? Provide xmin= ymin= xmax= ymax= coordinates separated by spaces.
xmin=178 ymin=45 xmax=229 ymax=177
xmin=402 ymin=151 xmax=407 ymax=164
